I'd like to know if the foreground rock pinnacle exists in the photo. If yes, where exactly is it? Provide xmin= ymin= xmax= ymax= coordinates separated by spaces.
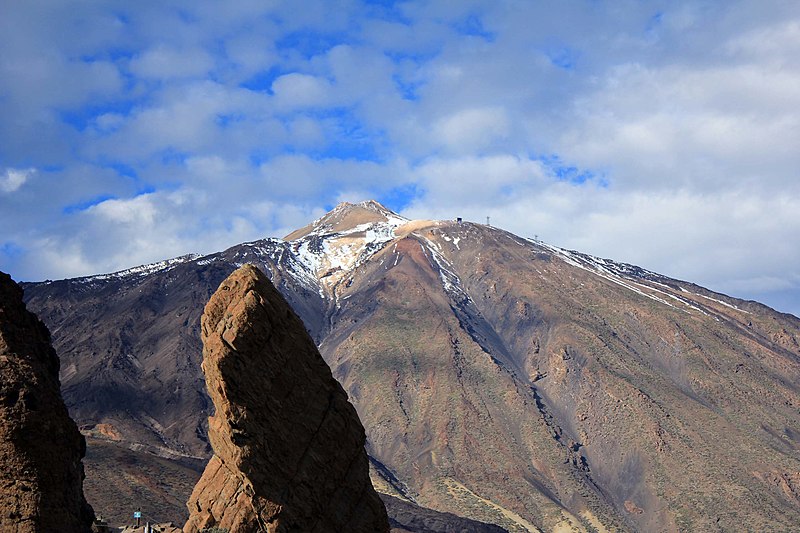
xmin=0 ymin=271 xmax=95 ymax=532
xmin=184 ymin=264 xmax=389 ymax=533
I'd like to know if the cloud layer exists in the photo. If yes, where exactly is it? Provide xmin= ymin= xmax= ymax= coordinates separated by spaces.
xmin=1 ymin=1 xmax=799 ymax=316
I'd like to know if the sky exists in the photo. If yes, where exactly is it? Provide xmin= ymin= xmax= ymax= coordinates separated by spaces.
xmin=1 ymin=1 xmax=799 ymax=317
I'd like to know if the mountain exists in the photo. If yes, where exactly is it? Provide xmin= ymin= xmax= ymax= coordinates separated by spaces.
xmin=23 ymin=200 xmax=800 ymax=532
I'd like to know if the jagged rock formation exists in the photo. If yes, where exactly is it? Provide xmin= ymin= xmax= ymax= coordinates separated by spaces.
xmin=184 ymin=264 xmax=389 ymax=532
xmin=0 ymin=271 xmax=94 ymax=532
xmin=23 ymin=201 xmax=800 ymax=531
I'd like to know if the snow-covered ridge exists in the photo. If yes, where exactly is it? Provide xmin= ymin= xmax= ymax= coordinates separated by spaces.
xmin=77 ymin=254 xmax=201 ymax=283
xmin=536 ymin=242 xmax=663 ymax=282
xmin=534 ymin=240 xmax=746 ymax=314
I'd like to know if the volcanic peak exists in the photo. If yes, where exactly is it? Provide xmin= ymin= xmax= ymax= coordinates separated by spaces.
xmin=31 ymin=200 xmax=757 ymax=320
xmin=19 ymin=201 xmax=800 ymax=530
xmin=285 ymin=201 xmax=412 ymax=295
xmin=284 ymin=200 xmax=408 ymax=241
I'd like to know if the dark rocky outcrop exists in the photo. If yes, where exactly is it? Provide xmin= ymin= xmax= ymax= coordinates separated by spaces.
xmin=381 ymin=495 xmax=508 ymax=533
xmin=184 ymin=264 xmax=389 ymax=532
xmin=0 ymin=271 xmax=94 ymax=532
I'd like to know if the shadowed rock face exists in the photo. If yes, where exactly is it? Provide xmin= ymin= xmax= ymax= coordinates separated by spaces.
xmin=184 ymin=264 xmax=389 ymax=533
xmin=0 ymin=271 xmax=94 ymax=532
xmin=380 ymin=494 xmax=507 ymax=533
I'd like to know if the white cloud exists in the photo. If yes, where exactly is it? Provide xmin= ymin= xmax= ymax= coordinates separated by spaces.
xmin=433 ymin=107 xmax=510 ymax=153
xmin=92 ymin=112 xmax=125 ymax=132
xmin=89 ymin=194 xmax=159 ymax=225
xmin=1 ymin=1 xmax=800 ymax=316
xmin=725 ymin=20 xmax=800 ymax=62
xmin=409 ymin=155 xmax=548 ymax=208
xmin=0 ymin=168 xmax=35 ymax=193
xmin=130 ymin=45 xmax=215 ymax=79
xmin=258 ymin=154 xmax=410 ymax=199
xmin=271 ymin=73 xmax=332 ymax=109
xmin=13 ymin=185 xmax=320 ymax=281
xmin=558 ymin=50 xmax=800 ymax=196
xmin=32 ymin=238 xmax=98 ymax=280
xmin=286 ymin=116 xmax=325 ymax=147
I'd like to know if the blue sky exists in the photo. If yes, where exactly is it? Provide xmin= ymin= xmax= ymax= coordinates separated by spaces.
xmin=1 ymin=1 xmax=800 ymax=317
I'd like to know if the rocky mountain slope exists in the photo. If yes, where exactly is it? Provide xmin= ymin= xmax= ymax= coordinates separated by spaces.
xmin=23 ymin=200 xmax=800 ymax=531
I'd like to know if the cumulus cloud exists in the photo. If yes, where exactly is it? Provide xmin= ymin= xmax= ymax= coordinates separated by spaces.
xmin=409 ymin=155 xmax=549 ymax=207
xmin=89 ymin=194 xmax=159 ymax=225
xmin=433 ymin=107 xmax=510 ymax=153
xmin=130 ymin=45 xmax=215 ymax=79
xmin=1 ymin=0 xmax=799 ymax=316
xmin=560 ymin=61 xmax=800 ymax=193
xmin=0 ymin=168 xmax=35 ymax=193
xmin=271 ymin=73 xmax=332 ymax=109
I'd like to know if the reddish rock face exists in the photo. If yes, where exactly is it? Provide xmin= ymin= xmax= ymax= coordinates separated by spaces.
xmin=0 ymin=271 xmax=94 ymax=532
xmin=184 ymin=264 xmax=389 ymax=533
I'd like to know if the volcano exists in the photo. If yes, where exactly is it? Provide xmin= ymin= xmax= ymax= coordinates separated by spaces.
xmin=23 ymin=200 xmax=800 ymax=532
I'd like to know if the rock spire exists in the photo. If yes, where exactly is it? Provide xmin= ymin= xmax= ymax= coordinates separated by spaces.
xmin=184 ymin=264 xmax=389 ymax=532
xmin=0 ymin=271 xmax=95 ymax=532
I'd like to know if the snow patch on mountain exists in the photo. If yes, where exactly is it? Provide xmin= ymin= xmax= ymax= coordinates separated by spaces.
xmin=532 ymin=240 xmax=748 ymax=316
xmin=423 ymin=237 xmax=470 ymax=303
xmin=290 ymin=214 xmax=408 ymax=295
xmin=534 ymin=241 xmax=688 ymax=310
xmin=76 ymin=254 xmax=201 ymax=283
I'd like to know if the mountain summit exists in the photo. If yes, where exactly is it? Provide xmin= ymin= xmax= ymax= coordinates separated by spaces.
xmin=284 ymin=200 xmax=408 ymax=240
xmin=281 ymin=200 xmax=414 ymax=296
xmin=23 ymin=201 xmax=800 ymax=531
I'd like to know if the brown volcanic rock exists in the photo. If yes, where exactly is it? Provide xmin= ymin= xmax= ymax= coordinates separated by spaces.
xmin=184 ymin=264 xmax=389 ymax=532
xmin=0 ymin=271 xmax=94 ymax=532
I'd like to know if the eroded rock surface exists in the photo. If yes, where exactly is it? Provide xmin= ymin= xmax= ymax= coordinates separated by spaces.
xmin=184 ymin=264 xmax=389 ymax=532
xmin=0 ymin=271 xmax=94 ymax=532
